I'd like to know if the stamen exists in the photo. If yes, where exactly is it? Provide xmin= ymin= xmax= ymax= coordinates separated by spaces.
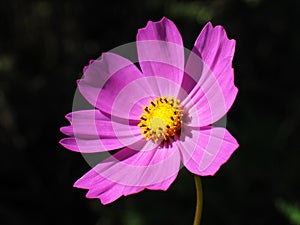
xmin=144 ymin=107 xmax=150 ymax=113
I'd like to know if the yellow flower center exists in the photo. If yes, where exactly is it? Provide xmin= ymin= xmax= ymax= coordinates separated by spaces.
xmin=138 ymin=96 xmax=183 ymax=143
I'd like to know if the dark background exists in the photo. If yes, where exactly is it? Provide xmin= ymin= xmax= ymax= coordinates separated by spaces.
xmin=1 ymin=0 xmax=300 ymax=224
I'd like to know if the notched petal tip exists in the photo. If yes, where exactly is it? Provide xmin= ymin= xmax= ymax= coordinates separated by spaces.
xmin=204 ymin=21 xmax=213 ymax=29
xmin=201 ymin=21 xmax=236 ymax=46
xmin=81 ymin=52 xmax=115 ymax=77
xmin=59 ymin=138 xmax=76 ymax=151
xmin=64 ymin=112 xmax=73 ymax=123
xmin=73 ymin=177 xmax=87 ymax=189
xmin=138 ymin=17 xmax=169 ymax=32
xmin=60 ymin=126 xmax=71 ymax=135
xmin=137 ymin=17 xmax=180 ymax=42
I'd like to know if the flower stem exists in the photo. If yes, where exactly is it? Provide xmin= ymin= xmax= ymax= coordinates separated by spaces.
xmin=193 ymin=175 xmax=203 ymax=225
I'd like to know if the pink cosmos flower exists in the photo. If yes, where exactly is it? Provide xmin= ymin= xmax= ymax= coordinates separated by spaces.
xmin=60 ymin=17 xmax=239 ymax=204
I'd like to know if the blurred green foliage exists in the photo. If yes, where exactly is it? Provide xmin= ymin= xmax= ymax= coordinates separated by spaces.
xmin=277 ymin=200 xmax=300 ymax=225
xmin=0 ymin=0 xmax=300 ymax=225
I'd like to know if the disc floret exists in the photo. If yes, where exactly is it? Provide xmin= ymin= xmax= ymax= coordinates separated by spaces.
xmin=138 ymin=96 xmax=183 ymax=142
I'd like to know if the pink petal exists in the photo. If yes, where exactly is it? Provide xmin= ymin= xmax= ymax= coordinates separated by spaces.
xmin=108 ymin=76 xmax=184 ymax=120
xmin=74 ymin=143 xmax=180 ymax=204
xmin=183 ymin=22 xmax=238 ymax=126
xmin=179 ymin=125 xmax=238 ymax=176
xmin=194 ymin=22 xmax=236 ymax=75
xmin=78 ymin=53 xmax=157 ymax=120
xmin=59 ymin=110 xmax=142 ymax=152
xmin=136 ymin=17 xmax=185 ymax=97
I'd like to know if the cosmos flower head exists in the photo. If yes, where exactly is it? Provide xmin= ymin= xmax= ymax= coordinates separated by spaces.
xmin=60 ymin=17 xmax=239 ymax=204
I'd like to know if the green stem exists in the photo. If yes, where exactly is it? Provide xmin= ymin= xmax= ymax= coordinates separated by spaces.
xmin=193 ymin=175 xmax=203 ymax=225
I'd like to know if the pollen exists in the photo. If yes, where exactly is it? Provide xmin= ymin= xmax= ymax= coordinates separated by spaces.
xmin=138 ymin=96 xmax=183 ymax=143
